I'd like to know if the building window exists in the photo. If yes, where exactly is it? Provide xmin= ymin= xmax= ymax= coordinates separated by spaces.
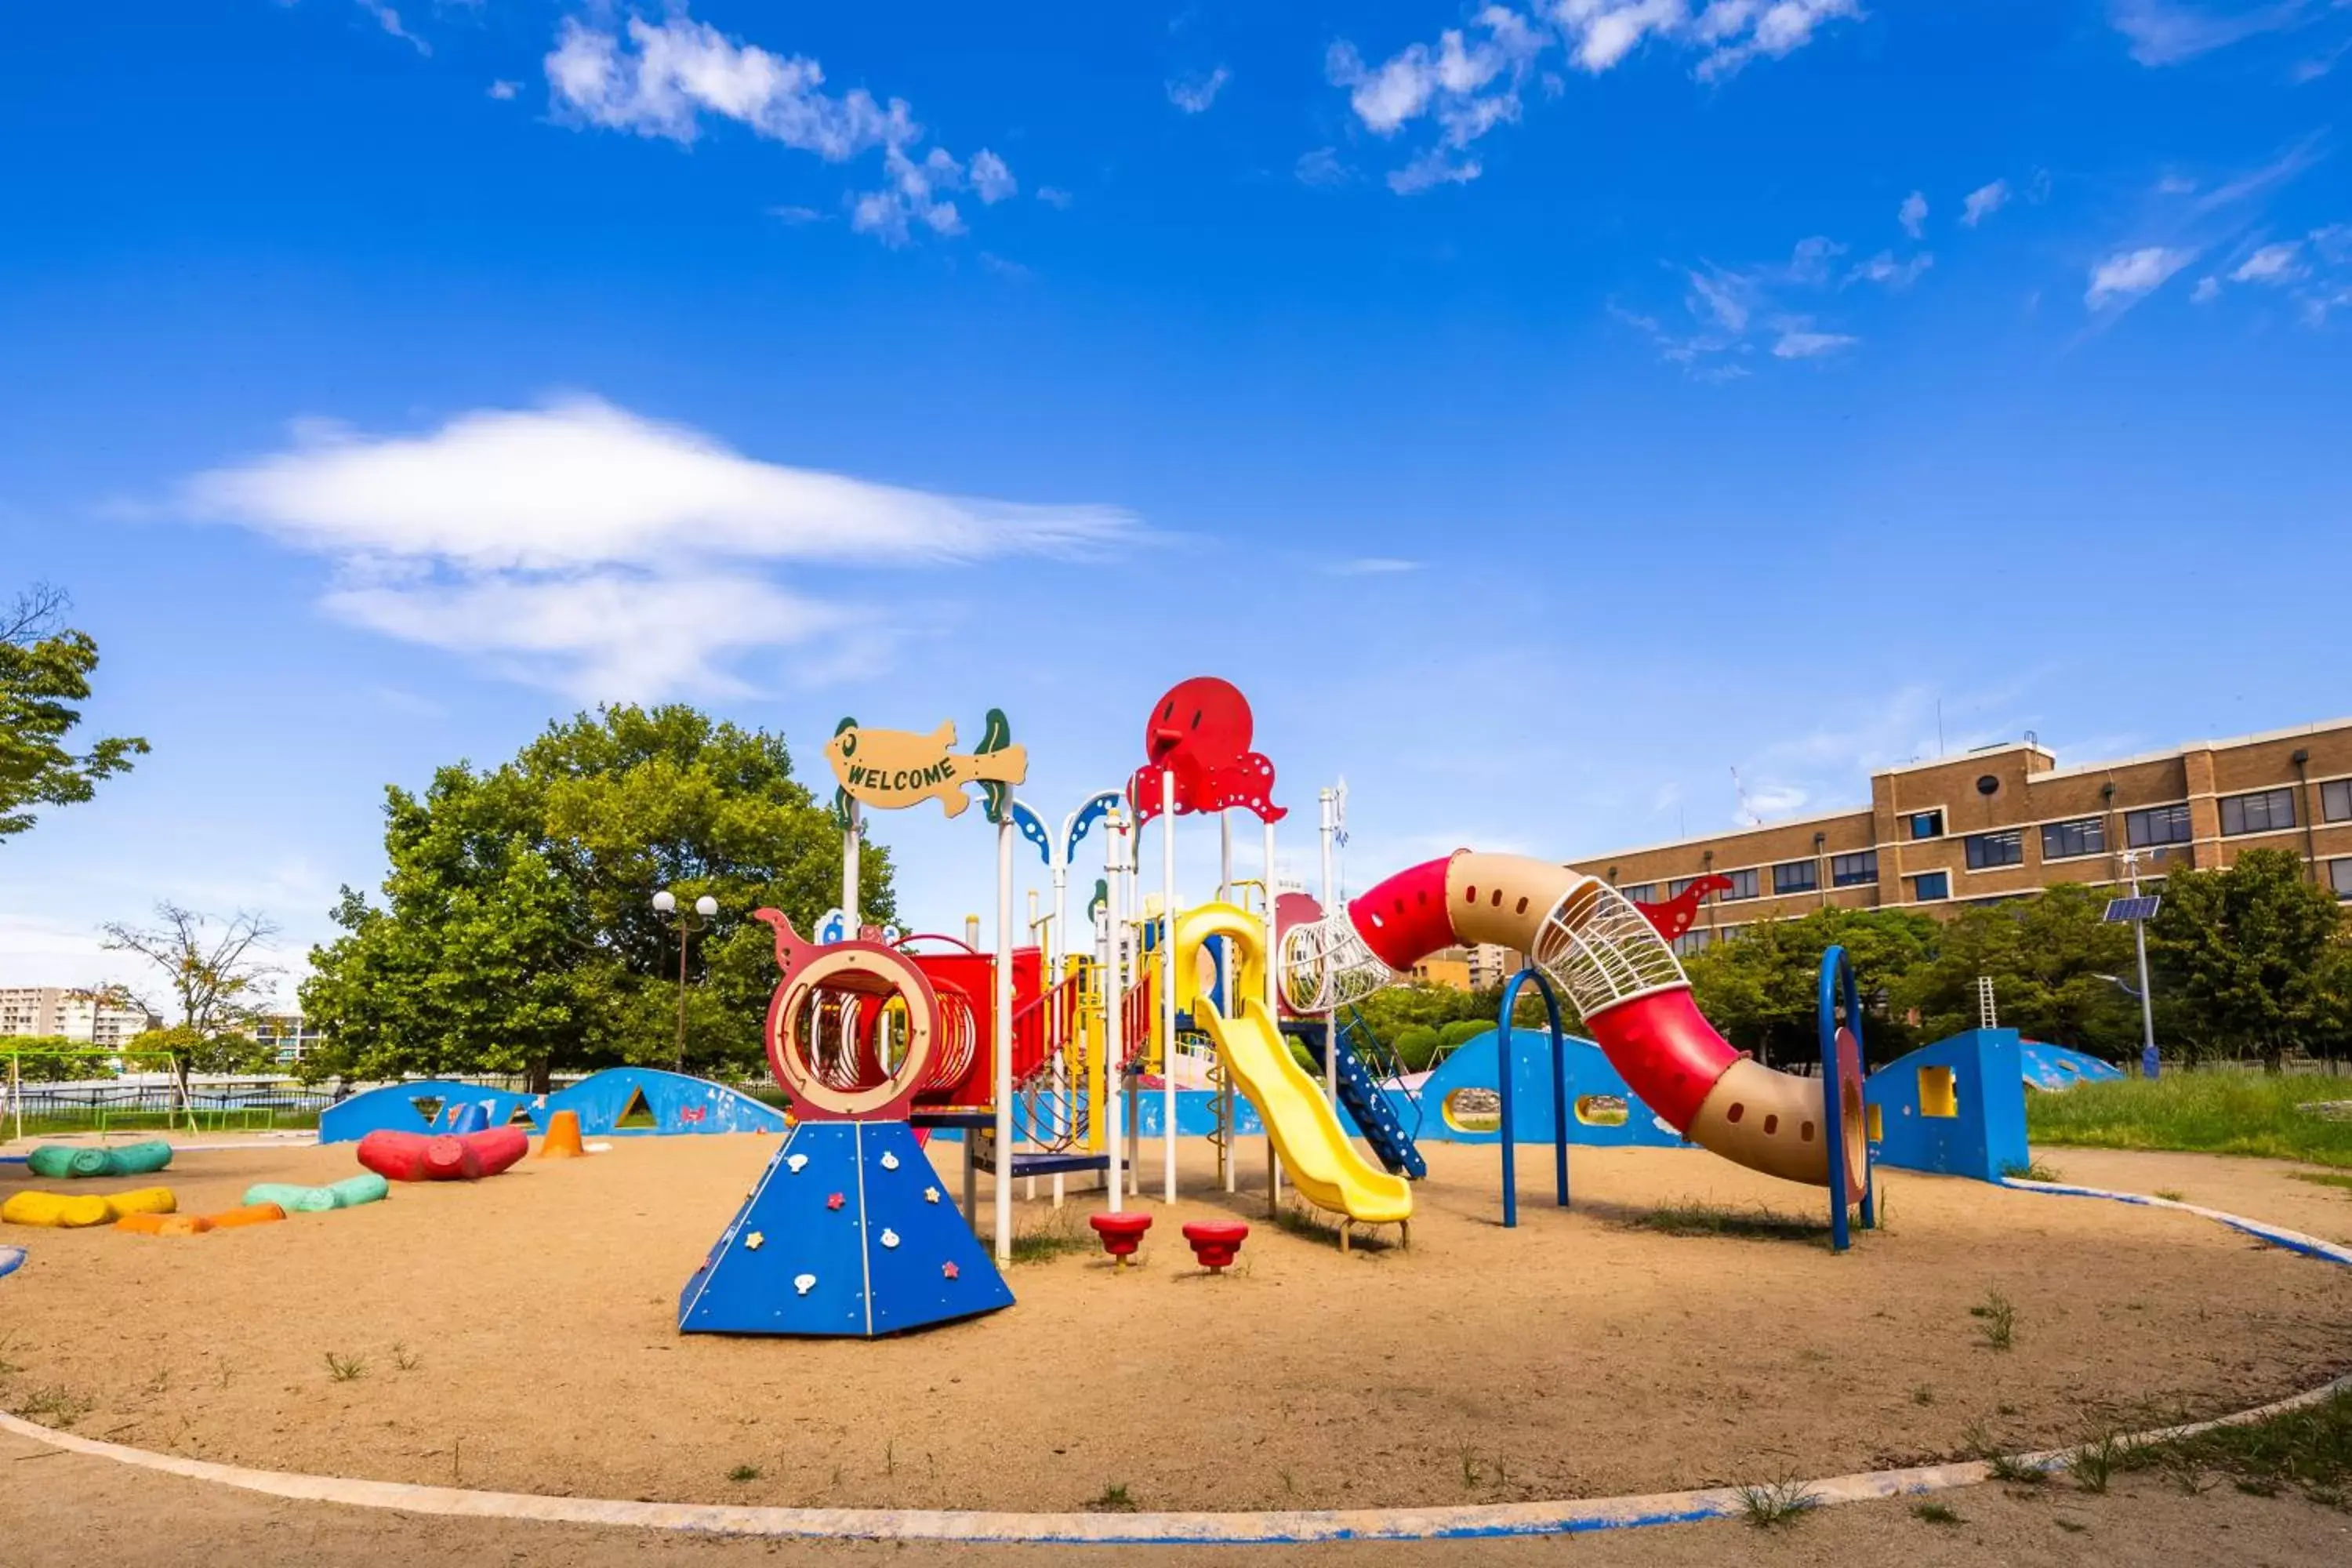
xmin=1772 ymin=859 xmax=1819 ymax=895
xmin=2332 ymin=859 xmax=2352 ymax=900
xmin=1907 ymin=809 xmax=1944 ymax=840
xmin=1964 ymin=829 xmax=2024 ymax=870
xmin=1831 ymin=850 xmax=1878 ymax=887
xmin=2126 ymin=803 xmax=2193 ymax=848
xmin=1672 ymin=928 xmax=1713 ymax=957
xmin=2220 ymin=787 xmax=2296 ymax=837
xmin=1913 ymin=870 xmax=1951 ymax=902
xmin=2323 ymin=779 xmax=2351 ymax=823
xmin=1718 ymin=867 xmax=1760 ymax=902
xmin=1667 ymin=877 xmax=1698 ymax=898
xmin=1621 ymin=882 xmax=1657 ymax=902
xmin=2041 ymin=817 xmax=2106 ymax=861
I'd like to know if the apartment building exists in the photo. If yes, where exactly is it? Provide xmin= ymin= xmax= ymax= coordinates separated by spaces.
xmin=249 ymin=1013 xmax=324 ymax=1065
xmin=0 ymin=986 xmax=161 ymax=1047
xmin=1571 ymin=717 xmax=2352 ymax=955
xmin=1408 ymin=943 xmax=1525 ymax=992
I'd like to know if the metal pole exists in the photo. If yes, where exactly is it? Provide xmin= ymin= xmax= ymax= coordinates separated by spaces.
xmin=2129 ymin=852 xmax=2158 ymax=1077
xmin=993 ymin=815 xmax=1015 ymax=1262
xmin=1162 ymin=769 xmax=1178 ymax=1204
xmin=1319 ymin=787 xmax=1338 ymax=1108
xmin=1103 ymin=815 xmax=1125 ymax=1215
xmin=673 ymin=926 xmax=689 ymax=1073
xmin=1265 ymin=812 xmax=1281 ymax=1207
xmin=842 ymin=800 xmax=861 ymax=929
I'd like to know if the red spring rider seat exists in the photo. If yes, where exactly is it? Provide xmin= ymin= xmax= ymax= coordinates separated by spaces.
xmin=1180 ymin=1220 xmax=1249 ymax=1273
xmin=1087 ymin=1211 xmax=1152 ymax=1265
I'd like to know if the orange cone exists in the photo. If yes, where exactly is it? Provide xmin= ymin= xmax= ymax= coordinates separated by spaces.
xmin=535 ymin=1109 xmax=586 ymax=1159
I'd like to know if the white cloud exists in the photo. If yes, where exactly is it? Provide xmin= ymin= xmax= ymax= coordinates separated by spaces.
xmin=1294 ymin=147 xmax=1353 ymax=187
xmin=1166 ymin=65 xmax=1231 ymax=114
xmin=1846 ymin=249 xmax=1934 ymax=289
xmin=1327 ymin=2 xmax=1859 ymax=192
xmin=1035 ymin=185 xmax=1074 ymax=209
xmin=1898 ymin=189 xmax=1927 ymax=238
xmin=766 ymin=204 xmax=825 ymax=225
xmin=1388 ymin=148 xmax=1483 ymax=194
xmin=1327 ymin=557 xmax=1426 ymax=576
xmin=968 ymin=149 xmax=1016 ymax=205
xmin=2107 ymin=1 xmax=2320 ymax=67
xmin=182 ymin=397 xmax=1136 ymax=699
xmin=1771 ymin=327 xmax=1857 ymax=358
xmin=2192 ymin=274 xmax=2223 ymax=301
xmin=1961 ymin=179 xmax=2011 ymax=227
xmin=488 ymin=79 xmax=521 ymax=101
xmin=544 ymin=9 xmax=1005 ymax=246
xmin=356 ymin=0 xmax=428 ymax=56
xmin=2230 ymin=240 xmax=2304 ymax=281
xmin=978 ymin=251 xmax=1033 ymax=281
xmin=2085 ymin=245 xmax=2196 ymax=307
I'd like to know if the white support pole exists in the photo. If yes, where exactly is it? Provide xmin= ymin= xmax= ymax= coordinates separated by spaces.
xmin=1049 ymin=858 xmax=1069 ymax=1205
xmin=1265 ymin=812 xmax=1282 ymax=1207
xmin=1319 ymin=786 xmax=1338 ymax=1108
xmin=841 ymin=799 xmax=862 ymax=930
xmin=1102 ymin=818 xmax=1124 ymax=1215
xmin=1161 ymin=769 xmax=1179 ymax=1205
xmin=993 ymin=815 xmax=1015 ymax=1263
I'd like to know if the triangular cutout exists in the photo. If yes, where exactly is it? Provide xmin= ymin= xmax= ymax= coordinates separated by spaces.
xmin=506 ymin=1103 xmax=540 ymax=1127
xmin=408 ymin=1095 xmax=444 ymax=1127
xmin=679 ymin=1122 xmax=1014 ymax=1338
xmin=615 ymin=1087 xmax=657 ymax=1130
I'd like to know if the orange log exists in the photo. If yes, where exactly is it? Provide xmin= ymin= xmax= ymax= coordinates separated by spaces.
xmin=116 ymin=1212 xmax=214 ymax=1236
xmin=204 ymin=1203 xmax=287 ymax=1230
xmin=535 ymin=1108 xmax=586 ymax=1159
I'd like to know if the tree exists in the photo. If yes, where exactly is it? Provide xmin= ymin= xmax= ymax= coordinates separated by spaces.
xmin=1682 ymin=908 xmax=1941 ymax=1067
xmin=0 ymin=583 xmax=147 ymax=840
xmin=2147 ymin=849 xmax=2350 ymax=1068
xmin=100 ymin=903 xmax=280 ymax=1088
xmin=1899 ymin=884 xmax=2143 ymax=1057
xmin=300 ymin=704 xmax=891 ymax=1090
xmin=0 ymin=1036 xmax=120 ymax=1082
xmin=126 ymin=1023 xmax=277 ymax=1079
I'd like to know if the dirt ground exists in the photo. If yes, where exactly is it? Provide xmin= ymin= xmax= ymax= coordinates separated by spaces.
xmin=2 ymin=1132 xmax=2347 ymax=1528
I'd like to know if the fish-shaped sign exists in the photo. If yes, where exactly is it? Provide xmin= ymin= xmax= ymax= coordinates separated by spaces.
xmin=826 ymin=709 xmax=1027 ymax=824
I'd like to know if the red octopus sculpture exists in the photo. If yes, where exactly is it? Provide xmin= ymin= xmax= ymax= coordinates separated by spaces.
xmin=1126 ymin=676 xmax=1286 ymax=825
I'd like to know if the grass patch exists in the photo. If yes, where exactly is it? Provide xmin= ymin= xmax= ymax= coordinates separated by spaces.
xmin=1969 ymin=1290 xmax=2016 ymax=1351
xmin=2025 ymin=1071 xmax=2352 ymax=1167
xmin=2111 ymin=1388 xmax=2352 ymax=1508
xmin=1085 ymin=1481 xmax=1138 ymax=1512
xmin=1008 ymin=1212 xmax=1095 ymax=1265
xmin=2293 ymin=1171 xmax=2352 ymax=1193
xmin=1620 ymin=1203 xmax=1832 ymax=1244
xmin=1732 ymin=1475 xmax=1820 ymax=1529
xmin=1911 ymin=1500 xmax=1964 ymax=1526
xmin=2067 ymin=1432 xmax=2129 ymax=1494
xmin=2000 ymin=1159 xmax=2063 ymax=1182
xmin=1911 ymin=1384 xmax=1936 ymax=1406
xmin=11 ymin=1385 xmax=94 ymax=1428
xmin=727 ymin=1464 xmax=761 ymax=1483
xmin=1986 ymin=1451 xmax=2049 ymax=1485
xmin=324 ymin=1351 xmax=368 ymax=1382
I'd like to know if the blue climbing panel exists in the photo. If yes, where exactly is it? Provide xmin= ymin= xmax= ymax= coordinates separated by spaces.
xmin=1292 ymin=1020 xmax=1426 ymax=1179
xmin=677 ymin=1120 xmax=1014 ymax=1338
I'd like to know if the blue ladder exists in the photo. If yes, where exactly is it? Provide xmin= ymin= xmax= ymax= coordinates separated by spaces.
xmin=1285 ymin=1018 xmax=1427 ymax=1179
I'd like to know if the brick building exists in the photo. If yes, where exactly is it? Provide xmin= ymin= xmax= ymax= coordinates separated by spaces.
xmin=1570 ymin=717 xmax=2352 ymax=956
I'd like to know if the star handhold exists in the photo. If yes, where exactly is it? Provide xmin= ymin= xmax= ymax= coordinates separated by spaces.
xmin=880 ymin=1228 xmax=900 ymax=1249
xmin=923 ymin=1185 xmax=941 ymax=1204
xmin=786 ymin=1152 xmax=808 ymax=1173
xmin=826 ymin=1192 xmax=846 ymax=1211
xmin=941 ymin=1261 xmax=959 ymax=1280
xmin=744 ymin=1231 xmax=764 ymax=1250
xmin=880 ymin=1151 xmax=901 ymax=1171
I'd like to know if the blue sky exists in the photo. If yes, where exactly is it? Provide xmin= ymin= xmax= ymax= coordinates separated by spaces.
xmin=3 ymin=1 xmax=2347 ymax=1002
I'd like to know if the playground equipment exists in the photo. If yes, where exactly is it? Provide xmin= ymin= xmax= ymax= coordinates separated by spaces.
xmin=1866 ymin=1029 xmax=2031 ymax=1182
xmin=320 ymin=1067 xmax=786 ymax=1144
xmin=2021 ymin=1040 xmax=2125 ymax=1091
xmin=244 ymin=1174 xmax=390 ymax=1212
xmin=2 ymin=1186 xmax=176 ymax=1228
xmin=1181 ymin=1220 xmax=1248 ymax=1273
xmin=535 ymin=1109 xmax=587 ymax=1159
xmin=358 ymin=1126 xmax=528 ymax=1182
xmin=27 ymin=1139 xmax=172 ymax=1178
xmin=1089 ymin=1210 xmax=1152 ymax=1265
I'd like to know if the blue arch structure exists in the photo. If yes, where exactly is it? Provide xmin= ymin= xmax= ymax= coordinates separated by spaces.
xmin=1399 ymin=1031 xmax=1684 ymax=1149
xmin=1864 ymin=1029 xmax=2031 ymax=1182
xmin=320 ymin=1068 xmax=786 ymax=1144
xmin=2020 ymin=1040 xmax=2125 ymax=1091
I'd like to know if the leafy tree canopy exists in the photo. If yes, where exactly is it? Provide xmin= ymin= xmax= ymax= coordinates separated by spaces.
xmin=1682 ymin=907 xmax=1941 ymax=1066
xmin=2147 ymin=849 xmax=2349 ymax=1067
xmin=1899 ymin=884 xmax=2142 ymax=1051
xmin=299 ymin=705 xmax=892 ymax=1088
xmin=0 ymin=584 xmax=147 ymax=841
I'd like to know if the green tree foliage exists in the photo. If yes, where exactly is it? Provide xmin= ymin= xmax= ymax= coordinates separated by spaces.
xmin=299 ymin=705 xmax=891 ymax=1089
xmin=0 ymin=584 xmax=147 ymax=840
xmin=128 ymin=1022 xmax=277 ymax=1078
xmin=1389 ymin=1024 xmax=1443 ymax=1073
xmin=1900 ymin=884 xmax=2142 ymax=1052
xmin=1681 ymin=908 xmax=1941 ymax=1066
xmin=2147 ymin=849 xmax=2350 ymax=1067
xmin=100 ymin=904 xmax=280 ymax=1089
xmin=0 ymin=1036 xmax=121 ymax=1082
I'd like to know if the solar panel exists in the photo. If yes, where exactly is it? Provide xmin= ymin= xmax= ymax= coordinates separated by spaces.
xmin=2103 ymin=895 xmax=2161 ymax=924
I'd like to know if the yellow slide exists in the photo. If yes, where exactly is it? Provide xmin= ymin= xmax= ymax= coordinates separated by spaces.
xmin=1200 ymin=998 xmax=1413 ymax=1227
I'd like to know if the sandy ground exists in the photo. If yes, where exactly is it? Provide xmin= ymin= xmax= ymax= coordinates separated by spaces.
xmin=2 ymin=1131 xmax=2347 ymax=1528
xmin=5 ymin=1419 xmax=2350 ymax=1568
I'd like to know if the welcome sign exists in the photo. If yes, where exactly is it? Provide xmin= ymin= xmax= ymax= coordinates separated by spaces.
xmin=825 ymin=709 xmax=1026 ymax=823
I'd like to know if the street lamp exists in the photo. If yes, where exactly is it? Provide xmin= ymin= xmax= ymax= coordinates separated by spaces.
xmin=652 ymin=889 xmax=719 ymax=1073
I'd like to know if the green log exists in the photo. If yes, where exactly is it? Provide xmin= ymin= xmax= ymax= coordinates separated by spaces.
xmin=100 ymin=1140 xmax=173 ymax=1176
xmin=241 ymin=1181 xmax=341 ymax=1214
xmin=325 ymin=1172 xmax=389 ymax=1208
xmin=26 ymin=1146 xmax=87 ymax=1178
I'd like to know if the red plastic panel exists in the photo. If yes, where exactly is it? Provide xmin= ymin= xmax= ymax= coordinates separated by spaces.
xmin=1583 ymin=987 xmax=1741 ymax=1131
xmin=1345 ymin=855 xmax=1463 ymax=971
